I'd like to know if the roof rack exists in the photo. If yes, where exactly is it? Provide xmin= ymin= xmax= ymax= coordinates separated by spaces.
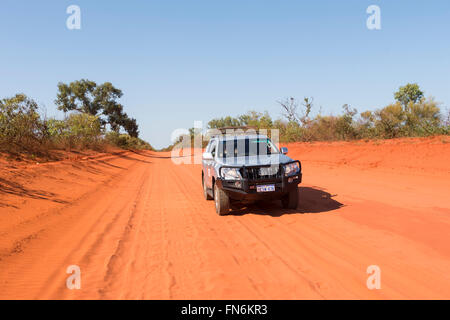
xmin=207 ymin=126 xmax=260 ymax=138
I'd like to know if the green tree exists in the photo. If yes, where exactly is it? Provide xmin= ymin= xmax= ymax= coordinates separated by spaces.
xmin=208 ymin=116 xmax=242 ymax=129
xmin=394 ymin=83 xmax=424 ymax=109
xmin=55 ymin=79 xmax=139 ymax=137
xmin=238 ymin=110 xmax=273 ymax=129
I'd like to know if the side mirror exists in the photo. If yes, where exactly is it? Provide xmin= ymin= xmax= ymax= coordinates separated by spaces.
xmin=202 ymin=152 xmax=213 ymax=160
xmin=280 ymin=147 xmax=288 ymax=155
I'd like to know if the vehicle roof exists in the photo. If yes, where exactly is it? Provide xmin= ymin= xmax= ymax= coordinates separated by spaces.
xmin=212 ymin=134 xmax=269 ymax=142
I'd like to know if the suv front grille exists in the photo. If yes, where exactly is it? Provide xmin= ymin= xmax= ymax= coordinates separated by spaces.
xmin=241 ymin=165 xmax=283 ymax=181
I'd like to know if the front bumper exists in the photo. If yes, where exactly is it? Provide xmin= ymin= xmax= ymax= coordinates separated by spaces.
xmin=216 ymin=173 xmax=302 ymax=201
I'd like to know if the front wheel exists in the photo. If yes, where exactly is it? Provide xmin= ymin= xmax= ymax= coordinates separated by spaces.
xmin=282 ymin=186 xmax=299 ymax=209
xmin=203 ymin=174 xmax=213 ymax=200
xmin=214 ymin=184 xmax=230 ymax=215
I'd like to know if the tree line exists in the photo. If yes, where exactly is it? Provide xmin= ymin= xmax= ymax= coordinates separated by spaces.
xmin=0 ymin=79 xmax=151 ymax=156
xmin=207 ymin=84 xmax=449 ymax=142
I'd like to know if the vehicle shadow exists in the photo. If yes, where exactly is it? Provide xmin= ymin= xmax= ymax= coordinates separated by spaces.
xmin=228 ymin=186 xmax=344 ymax=217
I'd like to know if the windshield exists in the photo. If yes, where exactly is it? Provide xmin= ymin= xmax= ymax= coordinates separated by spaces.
xmin=217 ymin=138 xmax=279 ymax=158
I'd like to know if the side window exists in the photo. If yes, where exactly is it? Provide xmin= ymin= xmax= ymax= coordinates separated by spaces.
xmin=206 ymin=141 xmax=213 ymax=153
xmin=210 ymin=143 xmax=216 ymax=158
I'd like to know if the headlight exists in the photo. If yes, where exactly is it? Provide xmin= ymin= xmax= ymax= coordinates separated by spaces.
xmin=284 ymin=162 xmax=299 ymax=177
xmin=221 ymin=168 xmax=242 ymax=180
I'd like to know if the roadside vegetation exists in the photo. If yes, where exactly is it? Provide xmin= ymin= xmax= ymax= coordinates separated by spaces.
xmin=208 ymin=84 xmax=449 ymax=143
xmin=0 ymin=80 xmax=152 ymax=158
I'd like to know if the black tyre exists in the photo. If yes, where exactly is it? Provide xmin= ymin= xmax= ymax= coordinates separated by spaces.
xmin=203 ymin=174 xmax=213 ymax=200
xmin=282 ymin=186 xmax=299 ymax=209
xmin=214 ymin=183 xmax=230 ymax=215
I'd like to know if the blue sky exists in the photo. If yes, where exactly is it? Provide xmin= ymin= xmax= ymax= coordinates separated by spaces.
xmin=1 ymin=0 xmax=449 ymax=148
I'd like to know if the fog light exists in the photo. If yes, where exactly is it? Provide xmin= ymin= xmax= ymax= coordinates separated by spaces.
xmin=234 ymin=181 xmax=242 ymax=188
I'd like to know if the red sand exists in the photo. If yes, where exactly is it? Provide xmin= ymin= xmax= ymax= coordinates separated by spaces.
xmin=0 ymin=136 xmax=449 ymax=299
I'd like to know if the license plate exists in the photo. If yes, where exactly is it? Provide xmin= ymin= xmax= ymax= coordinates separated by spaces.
xmin=257 ymin=184 xmax=275 ymax=193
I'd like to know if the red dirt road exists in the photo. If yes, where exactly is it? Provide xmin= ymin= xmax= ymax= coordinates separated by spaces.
xmin=0 ymin=137 xmax=449 ymax=299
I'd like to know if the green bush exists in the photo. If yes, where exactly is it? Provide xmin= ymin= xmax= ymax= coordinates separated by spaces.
xmin=308 ymin=116 xmax=339 ymax=141
xmin=46 ymin=113 xmax=102 ymax=149
xmin=0 ymin=94 xmax=46 ymax=152
xmin=105 ymin=131 xmax=152 ymax=150
xmin=373 ymin=103 xmax=406 ymax=138
xmin=404 ymin=98 xmax=442 ymax=136
xmin=355 ymin=111 xmax=377 ymax=139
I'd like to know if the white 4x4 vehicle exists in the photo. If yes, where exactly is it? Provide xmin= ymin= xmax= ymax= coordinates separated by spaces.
xmin=202 ymin=132 xmax=302 ymax=215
